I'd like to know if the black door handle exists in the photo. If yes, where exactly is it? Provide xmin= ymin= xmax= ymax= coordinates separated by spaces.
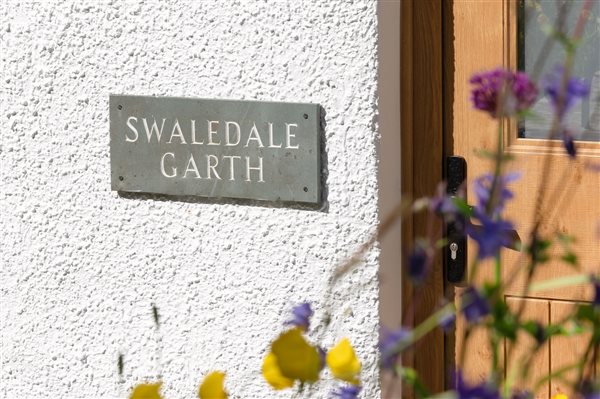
xmin=445 ymin=156 xmax=467 ymax=283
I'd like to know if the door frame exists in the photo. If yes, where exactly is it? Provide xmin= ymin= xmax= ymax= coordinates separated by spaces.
xmin=400 ymin=0 xmax=446 ymax=394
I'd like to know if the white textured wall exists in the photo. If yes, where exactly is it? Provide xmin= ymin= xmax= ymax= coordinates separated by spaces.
xmin=0 ymin=1 xmax=380 ymax=398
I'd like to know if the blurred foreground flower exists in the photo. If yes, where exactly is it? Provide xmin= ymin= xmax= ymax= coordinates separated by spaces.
xmin=379 ymin=327 xmax=411 ymax=369
xmin=461 ymin=287 xmax=490 ymax=323
xmin=285 ymin=302 xmax=313 ymax=331
xmin=466 ymin=213 xmax=515 ymax=260
xmin=262 ymin=352 xmax=294 ymax=390
xmin=407 ymin=243 xmax=432 ymax=285
xmin=592 ymin=275 xmax=600 ymax=308
xmin=473 ymin=173 xmax=520 ymax=217
xmin=130 ymin=382 xmax=162 ymax=399
xmin=332 ymin=384 xmax=362 ymax=399
xmin=543 ymin=65 xmax=590 ymax=158
xmin=470 ymin=68 xmax=537 ymax=118
xmin=270 ymin=328 xmax=321 ymax=383
xmin=198 ymin=371 xmax=228 ymax=399
xmin=326 ymin=338 xmax=361 ymax=385
xmin=455 ymin=371 xmax=499 ymax=399
xmin=543 ymin=65 xmax=589 ymax=119
xmin=550 ymin=394 xmax=568 ymax=399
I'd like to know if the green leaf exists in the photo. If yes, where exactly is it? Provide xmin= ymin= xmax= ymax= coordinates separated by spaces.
xmin=576 ymin=304 xmax=599 ymax=325
xmin=492 ymin=301 xmax=518 ymax=341
xmin=451 ymin=197 xmax=473 ymax=217
xmin=560 ymin=252 xmax=578 ymax=267
xmin=398 ymin=367 xmax=430 ymax=399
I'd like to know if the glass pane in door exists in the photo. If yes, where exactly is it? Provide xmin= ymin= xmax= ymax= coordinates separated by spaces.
xmin=518 ymin=0 xmax=600 ymax=141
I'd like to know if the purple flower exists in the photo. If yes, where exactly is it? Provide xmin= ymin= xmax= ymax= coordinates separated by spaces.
xmin=592 ymin=275 xmax=600 ymax=308
xmin=510 ymin=389 xmax=532 ymax=399
xmin=543 ymin=65 xmax=590 ymax=119
xmin=579 ymin=379 xmax=600 ymax=399
xmin=470 ymin=68 xmax=537 ymax=118
xmin=466 ymin=212 xmax=515 ymax=260
xmin=531 ymin=322 xmax=546 ymax=345
xmin=454 ymin=371 xmax=500 ymax=399
xmin=461 ymin=287 xmax=490 ymax=323
xmin=285 ymin=302 xmax=313 ymax=331
xmin=331 ymin=384 xmax=361 ymax=399
xmin=473 ymin=173 xmax=520 ymax=217
xmin=439 ymin=309 xmax=456 ymax=331
xmin=318 ymin=346 xmax=327 ymax=371
xmin=430 ymin=182 xmax=458 ymax=216
xmin=562 ymin=129 xmax=577 ymax=158
xmin=407 ymin=244 xmax=431 ymax=285
xmin=379 ymin=327 xmax=411 ymax=369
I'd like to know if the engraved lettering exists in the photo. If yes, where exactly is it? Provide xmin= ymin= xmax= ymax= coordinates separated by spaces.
xmin=222 ymin=155 xmax=241 ymax=181
xmin=160 ymin=152 xmax=177 ymax=178
xmin=206 ymin=154 xmax=222 ymax=180
xmin=245 ymin=156 xmax=264 ymax=182
xmin=225 ymin=121 xmax=241 ymax=146
xmin=245 ymin=123 xmax=264 ymax=148
xmin=285 ymin=123 xmax=299 ymax=149
xmin=267 ymin=122 xmax=282 ymax=148
xmin=207 ymin=120 xmax=220 ymax=145
xmin=168 ymin=119 xmax=187 ymax=144
xmin=183 ymin=153 xmax=201 ymax=178
xmin=125 ymin=116 xmax=139 ymax=142
xmin=143 ymin=117 xmax=166 ymax=143
xmin=190 ymin=120 xmax=203 ymax=145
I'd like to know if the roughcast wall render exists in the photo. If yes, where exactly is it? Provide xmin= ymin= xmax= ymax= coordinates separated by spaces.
xmin=1 ymin=1 xmax=380 ymax=398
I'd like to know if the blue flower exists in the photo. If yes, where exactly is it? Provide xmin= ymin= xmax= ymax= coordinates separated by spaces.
xmin=331 ymin=384 xmax=361 ymax=399
xmin=543 ymin=65 xmax=590 ymax=119
xmin=561 ymin=129 xmax=577 ymax=158
xmin=579 ymin=379 xmax=600 ymax=399
xmin=473 ymin=173 xmax=520 ymax=217
xmin=407 ymin=244 xmax=430 ymax=285
xmin=379 ymin=327 xmax=411 ymax=369
xmin=285 ymin=302 xmax=313 ymax=331
xmin=454 ymin=371 xmax=500 ymax=399
xmin=511 ymin=389 xmax=532 ymax=399
xmin=439 ymin=309 xmax=456 ymax=331
xmin=592 ymin=275 xmax=600 ymax=308
xmin=430 ymin=182 xmax=458 ymax=216
xmin=461 ymin=287 xmax=490 ymax=323
xmin=466 ymin=212 xmax=515 ymax=260
xmin=318 ymin=346 xmax=327 ymax=371
xmin=543 ymin=66 xmax=590 ymax=158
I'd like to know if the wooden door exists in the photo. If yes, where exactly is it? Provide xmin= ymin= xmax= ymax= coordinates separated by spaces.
xmin=446 ymin=0 xmax=599 ymax=397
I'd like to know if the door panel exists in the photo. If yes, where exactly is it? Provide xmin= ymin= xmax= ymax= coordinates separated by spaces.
xmin=505 ymin=297 xmax=550 ymax=399
xmin=549 ymin=300 xmax=596 ymax=397
xmin=448 ymin=0 xmax=600 ymax=396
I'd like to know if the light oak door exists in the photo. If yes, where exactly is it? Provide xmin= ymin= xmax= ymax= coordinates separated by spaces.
xmin=446 ymin=1 xmax=599 ymax=397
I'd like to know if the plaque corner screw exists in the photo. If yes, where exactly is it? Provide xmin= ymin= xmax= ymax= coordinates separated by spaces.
xmin=303 ymin=113 xmax=308 ymax=119
xmin=117 ymin=104 xmax=123 ymax=110
xmin=119 ymin=176 xmax=124 ymax=181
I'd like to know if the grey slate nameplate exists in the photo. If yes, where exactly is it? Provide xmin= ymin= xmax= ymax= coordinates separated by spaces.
xmin=110 ymin=95 xmax=321 ymax=204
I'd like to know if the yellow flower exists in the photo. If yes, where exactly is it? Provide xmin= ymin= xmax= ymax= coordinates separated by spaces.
xmin=262 ymin=351 xmax=295 ymax=390
xmin=198 ymin=371 xmax=228 ymax=399
xmin=551 ymin=394 xmax=568 ymax=399
xmin=326 ymin=338 xmax=361 ymax=385
xmin=271 ymin=328 xmax=321 ymax=383
xmin=130 ymin=382 xmax=162 ymax=399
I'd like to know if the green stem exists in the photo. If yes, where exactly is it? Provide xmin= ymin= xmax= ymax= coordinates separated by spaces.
xmin=529 ymin=274 xmax=590 ymax=293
